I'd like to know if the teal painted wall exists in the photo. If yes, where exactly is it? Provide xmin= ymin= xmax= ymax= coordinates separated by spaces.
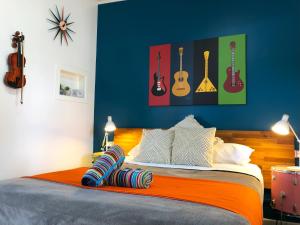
xmin=94 ymin=0 xmax=300 ymax=150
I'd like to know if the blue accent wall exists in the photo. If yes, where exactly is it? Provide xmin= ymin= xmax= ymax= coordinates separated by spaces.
xmin=94 ymin=0 xmax=300 ymax=151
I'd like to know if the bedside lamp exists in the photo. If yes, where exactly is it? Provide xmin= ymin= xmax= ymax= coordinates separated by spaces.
xmin=272 ymin=114 xmax=300 ymax=166
xmin=102 ymin=116 xmax=116 ymax=151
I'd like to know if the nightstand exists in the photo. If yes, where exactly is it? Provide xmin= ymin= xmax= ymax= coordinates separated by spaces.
xmin=270 ymin=166 xmax=300 ymax=223
xmin=92 ymin=152 xmax=105 ymax=163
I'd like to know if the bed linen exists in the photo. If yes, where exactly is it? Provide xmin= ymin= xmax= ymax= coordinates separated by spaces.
xmin=124 ymin=162 xmax=263 ymax=198
xmin=125 ymin=158 xmax=263 ymax=183
xmin=26 ymin=167 xmax=261 ymax=225
xmin=0 ymin=164 xmax=263 ymax=225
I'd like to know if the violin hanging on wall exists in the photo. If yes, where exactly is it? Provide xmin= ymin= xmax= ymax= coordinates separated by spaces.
xmin=4 ymin=31 xmax=27 ymax=104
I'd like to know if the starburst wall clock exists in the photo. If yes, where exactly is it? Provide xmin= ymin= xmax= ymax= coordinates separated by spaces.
xmin=48 ymin=6 xmax=75 ymax=45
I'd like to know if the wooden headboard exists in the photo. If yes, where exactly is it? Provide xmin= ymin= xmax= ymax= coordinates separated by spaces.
xmin=114 ymin=128 xmax=295 ymax=188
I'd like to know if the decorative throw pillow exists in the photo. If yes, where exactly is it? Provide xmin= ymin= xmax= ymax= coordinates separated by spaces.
xmin=108 ymin=168 xmax=153 ymax=189
xmin=213 ymin=143 xmax=254 ymax=165
xmin=81 ymin=145 xmax=125 ymax=187
xmin=133 ymin=129 xmax=174 ymax=164
xmin=171 ymin=127 xmax=216 ymax=166
xmin=174 ymin=115 xmax=203 ymax=129
xmin=174 ymin=115 xmax=222 ymax=145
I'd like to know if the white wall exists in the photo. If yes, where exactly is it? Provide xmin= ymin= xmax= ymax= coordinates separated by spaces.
xmin=0 ymin=0 xmax=98 ymax=180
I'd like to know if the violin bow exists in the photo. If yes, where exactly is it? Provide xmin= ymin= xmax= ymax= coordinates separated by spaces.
xmin=20 ymin=34 xmax=25 ymax=104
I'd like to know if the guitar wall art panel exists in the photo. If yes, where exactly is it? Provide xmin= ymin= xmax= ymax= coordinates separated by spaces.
xmin=170 ymin=42 xmax=194 ymax=105
xmin=193 ymin=38 xmax=218 ymax=105
xmin=148 ymin=34 xmax=246 ymax=106
xmin=149 ymin=44 xmax=171 ymax=106
xmin=218 ymin=34 xmax=246 ymax=104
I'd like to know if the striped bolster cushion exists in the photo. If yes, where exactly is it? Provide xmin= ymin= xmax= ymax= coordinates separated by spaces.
xmin=81 ymin=145 xmax=125 ymax=187
xmin=108 ymin=168 xmax=153 ymax=189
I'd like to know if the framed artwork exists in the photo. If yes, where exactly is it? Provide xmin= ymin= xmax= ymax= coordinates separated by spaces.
xmin=218 ymin=35 xmax=246 ymax=104
xmin=170 ymin=42 xmax=194 ymax=106
xmin=55 ymin=65 xmax=87 ymax=103
xmin=193 ymin=38 xmax=219 ymax=105
xmin=149 ymin=44 xmax=171 ymax=106
xmin=149 ymin=34 xmax=246 ymax=106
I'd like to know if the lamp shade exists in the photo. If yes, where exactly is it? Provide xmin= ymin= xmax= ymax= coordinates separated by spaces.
xmin=104 ymin=116 xmax=116 ymax=132
xmin=271 ymin=114 xmax=290 ymax=135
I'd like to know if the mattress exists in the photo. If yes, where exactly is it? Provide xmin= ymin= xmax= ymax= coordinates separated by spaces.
xmin=0 ymin=163 xmax=263 ymax=225
xmin=125 ymin=157 xmax=264 ymax=185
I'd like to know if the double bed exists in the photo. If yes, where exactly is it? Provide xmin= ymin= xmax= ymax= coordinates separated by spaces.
xmin=0 ymin=129 xmax=294 ymax=225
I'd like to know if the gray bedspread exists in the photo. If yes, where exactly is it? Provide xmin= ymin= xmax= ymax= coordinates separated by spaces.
xmin=0 ymin=165 xmax=263 ymax=225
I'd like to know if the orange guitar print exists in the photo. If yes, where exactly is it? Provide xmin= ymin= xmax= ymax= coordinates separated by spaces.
xmin=172 ymin=47 xmax=190 ymax=97
xmin=195 ymin=51 xmax=217 ymax=93
xmin=223 ymin=41 xmax=244 ymax=93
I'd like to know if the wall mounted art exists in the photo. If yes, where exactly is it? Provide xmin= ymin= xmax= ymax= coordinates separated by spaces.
xmin=48 ymin=5 xmax=75 ymax=45
xmin=149 ymin=34 xmax=246 ymax=106
xmin=55 ymin=65 xmax=87 ymax=103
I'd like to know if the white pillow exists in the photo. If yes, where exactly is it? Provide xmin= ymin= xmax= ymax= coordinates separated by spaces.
xmin=214 ymin=137 xmax=224 ymax=146
xmin=132 ymin=129 xmax=174 ymax=164
xmin=171 ymin=127 xmax=216 ymax=166
xmin=213 ymin=143 xmax=254 ymax=165
xmin=127 ymin=144 xmax=140 ymax=157
xmin=174 ymin=115 xmax=203 ymax=129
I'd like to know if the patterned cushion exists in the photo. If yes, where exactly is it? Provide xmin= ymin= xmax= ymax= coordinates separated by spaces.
xmin=81 ymin=145 xmax=125 ymax=187
xmin=171 ymin=127 xmax=216 ymax=166
xmin=174 ymin=115 xmax=203 ymax=129
xmin=108 ymin=168 xmax=153 ymax=189
xmin=175 ymin=115 xmax=221 ymax=146
xmin=133 ymin=129 xmax=174 ymax=164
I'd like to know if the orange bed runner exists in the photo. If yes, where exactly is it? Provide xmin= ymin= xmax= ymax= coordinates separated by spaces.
xmin=28 ymin=167 xmax=262 ymax=225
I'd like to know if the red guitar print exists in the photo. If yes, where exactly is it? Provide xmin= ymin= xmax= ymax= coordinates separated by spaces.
xmin=223 ymin=41 xmax=244 ymax=93
xmin=151 ymin=52 xmax=167 ymax=96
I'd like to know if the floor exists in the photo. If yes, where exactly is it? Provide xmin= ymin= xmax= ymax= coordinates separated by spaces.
xmin=264 ymin=219 xmax=300 ymax=225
